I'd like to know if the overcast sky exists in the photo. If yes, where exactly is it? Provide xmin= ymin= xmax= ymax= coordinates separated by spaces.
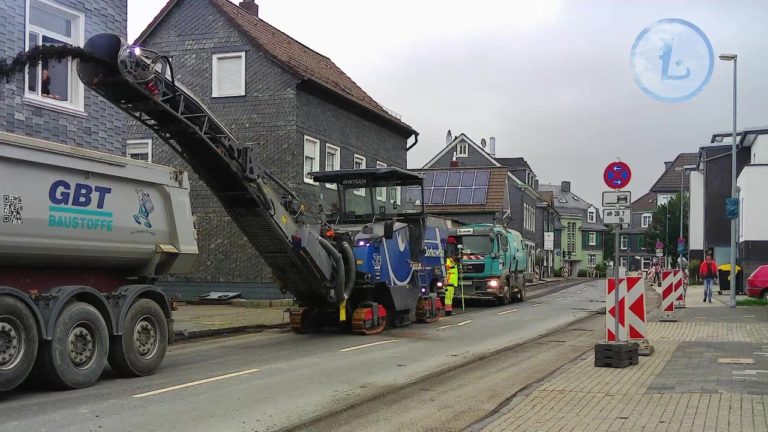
xmin=128 ymin=0 xmax=768 ymax=206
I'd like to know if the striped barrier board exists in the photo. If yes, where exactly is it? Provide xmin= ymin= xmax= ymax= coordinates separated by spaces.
xmin=625 ymin=276 xmax=647 ymax=340
xmin=606 ymin=275 xmax=627 ymax=342
xmin=660 ymin=270 xmax=676 ymax=322
xmin=673 ymin=269 xmax=686 ymax=309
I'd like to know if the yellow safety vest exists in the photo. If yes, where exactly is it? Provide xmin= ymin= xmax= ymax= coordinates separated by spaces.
xmin=446 ymin=257 xmax=458 ymax=287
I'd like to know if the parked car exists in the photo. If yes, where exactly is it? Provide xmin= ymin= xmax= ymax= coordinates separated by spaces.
xmin=745 ymin=265 xmax=768 ymax=300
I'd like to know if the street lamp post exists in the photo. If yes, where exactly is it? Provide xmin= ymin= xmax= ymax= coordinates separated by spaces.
xmin=677 ymin=165 xmax=697 ymax=264
xmin=719 ymin=53 xmax=738 ymax=309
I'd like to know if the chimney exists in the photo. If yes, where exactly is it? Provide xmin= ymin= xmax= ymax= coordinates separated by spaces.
xmin=450 ymin=151 xmax=459 ymax=167
xmin=489 ymin=136 xmax=496 ymax=157
xmin=239 ymin=0 xmax=259 ymax=16
xmin=561 ymin=181 xmax=570 ymax=192
xmin=446 ymin=129 xmax=453 ymax=146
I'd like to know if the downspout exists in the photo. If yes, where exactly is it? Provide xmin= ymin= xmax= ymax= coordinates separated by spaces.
xmin=406 ymin=132 xmax=419 ymax=152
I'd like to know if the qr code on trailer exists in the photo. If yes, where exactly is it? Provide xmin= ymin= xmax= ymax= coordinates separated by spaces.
xmin=2 ymin=194 xmax=23 ymax=224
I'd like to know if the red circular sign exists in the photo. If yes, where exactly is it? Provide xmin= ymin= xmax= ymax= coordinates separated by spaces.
xmin=604 ymin=162 xmax=632 ymax=189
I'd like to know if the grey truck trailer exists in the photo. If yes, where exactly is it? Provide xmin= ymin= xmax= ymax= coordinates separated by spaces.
xmin=0 ymin=131 xmax=197 ymax=390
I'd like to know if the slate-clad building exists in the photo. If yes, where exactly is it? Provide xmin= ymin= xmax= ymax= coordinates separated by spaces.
xmin=130 ymin=0 xmax=417 ymax=298
xmin=0 ymin=0 xmax=128 ymax=151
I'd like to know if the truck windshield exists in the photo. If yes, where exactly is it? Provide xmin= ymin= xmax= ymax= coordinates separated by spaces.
xmin=459 ymin=236 xmax=494 ymax=255
xmin=333 ymin=182 xmax=423 ymax=223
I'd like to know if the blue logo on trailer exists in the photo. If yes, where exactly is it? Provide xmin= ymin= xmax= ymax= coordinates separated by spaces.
xmin=47 ymin=180 xmax=114 ymax=231
xmin=133 ymin=188 xmax=154 ymax=228
xmin=630 ymin=18 xmax=714 ymax=103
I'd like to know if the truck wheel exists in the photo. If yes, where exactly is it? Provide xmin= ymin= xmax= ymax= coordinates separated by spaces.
xmin=40 ymin=302 xmax=108 ymax=389
xmin=497 ymin=279 xmax=512 ymax=306
xmin=109 ymin=299 xmax=167 ymax=377
xmin=516 ymin=276 xmax=526 ymax=302
xmin=0 ymin=296 xmax=38 ymax=391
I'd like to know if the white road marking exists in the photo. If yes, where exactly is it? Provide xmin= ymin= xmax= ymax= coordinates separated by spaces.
xmin=339 ymin=339 xmax=398 ymax=352
xmin=437 ymin=324 xmax=456 ymax=330
xmin=132 ymin=368 xmax=261 ymax=398
xmin=497 ymin=309 xmax=518 ymax=315
xmin=556 ymin=297 xmax=565 ymax=301
xmin=576 ymin=291 xmax=582 ymax=294
xmin=532 ymin=303 xmax=543 ymax=307
xmin=456 ymin=320 xmax=472 ymax=326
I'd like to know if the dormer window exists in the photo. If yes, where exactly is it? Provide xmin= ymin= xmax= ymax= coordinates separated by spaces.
xmin=587 ymin=207 xmax=596 ymax=223
xmin=457 ymin=141 xmax=468 ymax=157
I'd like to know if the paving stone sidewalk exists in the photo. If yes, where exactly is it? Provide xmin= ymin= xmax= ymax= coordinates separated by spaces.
xmin=477 ymin=284 xmax=768 ymax=432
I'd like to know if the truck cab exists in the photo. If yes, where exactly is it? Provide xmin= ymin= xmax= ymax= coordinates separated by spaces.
xmin=445 ymin=224 xmax=527 ymax=305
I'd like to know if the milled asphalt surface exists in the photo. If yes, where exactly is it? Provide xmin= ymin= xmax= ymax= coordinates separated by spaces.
xmin=0 ymin=279 xmax=604 ymax=432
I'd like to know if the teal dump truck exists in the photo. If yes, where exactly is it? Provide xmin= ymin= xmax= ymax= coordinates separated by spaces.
xmin=445 ymin=224 xmax=527 ymax=305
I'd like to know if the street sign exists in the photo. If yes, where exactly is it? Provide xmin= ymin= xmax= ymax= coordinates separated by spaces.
xmin=603 ymin=162 xmax=632 ymax=189
xmin=656 ymin=248 xmax=664 ymax=257
xmin=603 ymin=208 xmax=630 ymax=224
xmin=655 ymin=241 xmax=664 ymax=250
xmin=544 ymin=232 xmax=554 ymax=251
xmin=602 ymin=191 xmax=632 ymax=207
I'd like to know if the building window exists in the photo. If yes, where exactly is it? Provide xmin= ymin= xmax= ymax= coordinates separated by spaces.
xmin=303 ymin=136 xmax=320 ymax=184
xmin=588 ymin=231 xmax=596 ymax=246
xmin=620 ymin=257 xmax=627 ymax=268
xmin=641 ymin=213 xmax=652 ymax=228
xmin=375 ymin=161 xmax=387 ymax=201
xmin=523 ymin=203 xmax=535 ymax=232
xmin=126 ymin=139 xmax=151 ymax=162
xmin=566 ymin=222 xmax=576 ymax=253
xmin=324 ymin=144 xmax=340 ymax=189
xmin=25 ymin=0 xmax=85 ymax=113
xmin=587 ymin=208 xmax=596 ymax=223
xmin=211 ymin=52 xmax=245 ymax=97
xmin=620 ymin=235 xmax=628 ymax=250
xmin=587 ymin=253 xmax=596 ymax=267
xmin=641 ymin=257 xmax=651 ymax=271
xmin=456 ymin=141 xmax=468 ymax=157
xmin=353 ymin=155 xmax=366 ymax=196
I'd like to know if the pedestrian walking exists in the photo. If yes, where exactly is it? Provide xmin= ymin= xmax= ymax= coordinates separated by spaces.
xmin=699 ymin=254 xmax=718 ymax=303
xmin=652 ymin=259 xmax=662 ymax=287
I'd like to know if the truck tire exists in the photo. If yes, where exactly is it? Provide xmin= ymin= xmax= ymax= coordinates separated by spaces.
xmin=515 ymin=276 xmax=526 ymax=303
xmin=109 ymin=299 xmax=167 ymax=377
xmin=497 ymin=279 xmax=512 ymax=306
xmin=0 ymin=296 xmax=38 ymax=391
xmin=40 ymin=302 xmax=108 ymax=389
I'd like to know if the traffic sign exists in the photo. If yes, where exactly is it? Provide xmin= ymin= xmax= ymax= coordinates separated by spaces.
xmin=603 ymin=191 xmax=631 ymax=207
xmin=603 ymin=208 xmax=630 ymax=224
xmin=655 ymin=241 xmax=664 ymax=250
xmin=604 ymin=162 xmax=632 ymax=189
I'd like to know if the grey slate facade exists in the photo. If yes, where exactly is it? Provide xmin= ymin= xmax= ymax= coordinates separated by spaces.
xmin=0 ymin=0 xmax=128 ymax=153
xmin=130 ymin=0 xmax=415 ymax=296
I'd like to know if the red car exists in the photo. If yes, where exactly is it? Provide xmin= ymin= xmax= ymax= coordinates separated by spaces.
xmin=746 ymin=265 xmax=768 ymax=299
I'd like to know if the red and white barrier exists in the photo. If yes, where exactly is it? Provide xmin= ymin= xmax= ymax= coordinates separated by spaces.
xmin=606 ymin=276 xmax=627 ymax=342
xmin=625 ymin=276 xmax=647 ymax=340
xmin=660 ymin=270 xmax=676 ymax=321
xmin=673 ymin=269 xmax=686 ymax=308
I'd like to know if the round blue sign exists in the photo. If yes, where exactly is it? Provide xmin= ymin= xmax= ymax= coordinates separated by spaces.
xmin=630 ymin=18 xmax=714 ymax=103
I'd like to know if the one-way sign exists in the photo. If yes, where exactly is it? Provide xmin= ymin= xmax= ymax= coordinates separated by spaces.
xmin=603 ymin=208 xmax=630 ymax=224
xmin=602 ymin=191 xmax=631 ymax=207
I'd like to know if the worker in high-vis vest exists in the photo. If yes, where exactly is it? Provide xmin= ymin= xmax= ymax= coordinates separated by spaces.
xmin=444 ymin=255 xmax=458 ymax=315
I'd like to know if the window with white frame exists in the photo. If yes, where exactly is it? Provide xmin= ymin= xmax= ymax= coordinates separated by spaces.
xmin=212 ymin=52 xmax=245 ymax=97
xmin=456 ymin=141 xmax=468 ymax=157
xmin=641 ymin=257 xmax=651 ymax=271
xmin=25 ymin=0 xmax=85 ymax=113
xmin=641 ymin=213 xmax=652 ymax=228
xmin=353 ymin=155 xmax=366 ymax=196
xmin=523 ymin=203 xmax=535 ymax=231
xmin=588 ymin=231 xmax=596 ymax=246
xmin=587 ymin=253 xmax=596 ymax=267
xmin=587 ymin=207 xmax=596 ymax=223
xmin=375 ymin=161 xmax=387 ymax=201
xmin=324 ymin=144 xmax=340 ymax=189
xmin=303 ymin=136 xmax=320 ymax=184
xmin=126 ymin=139 xmax=152 ymax=162
xmin=620 ymin=235 xmax=628 ymax=250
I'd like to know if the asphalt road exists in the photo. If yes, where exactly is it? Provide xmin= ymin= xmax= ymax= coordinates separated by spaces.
xmin=0 ymin=279 xmax=604 ymax=432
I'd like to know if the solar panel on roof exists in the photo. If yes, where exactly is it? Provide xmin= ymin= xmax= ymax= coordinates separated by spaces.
xmin=421 ymin=170 xmax=489 ymax=206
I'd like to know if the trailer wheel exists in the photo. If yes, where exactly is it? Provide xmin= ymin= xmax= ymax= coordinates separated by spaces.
xmin=109 ymin=299 xmax=167 ymax=377
xmin=41 ymin=302 xmax=108 ymax=389
xmin=0 ymin=296 xmax=38 ymax=391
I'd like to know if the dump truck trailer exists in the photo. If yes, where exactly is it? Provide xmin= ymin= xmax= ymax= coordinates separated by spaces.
xmin=0 ymin=131 xmax=197 ymax=391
